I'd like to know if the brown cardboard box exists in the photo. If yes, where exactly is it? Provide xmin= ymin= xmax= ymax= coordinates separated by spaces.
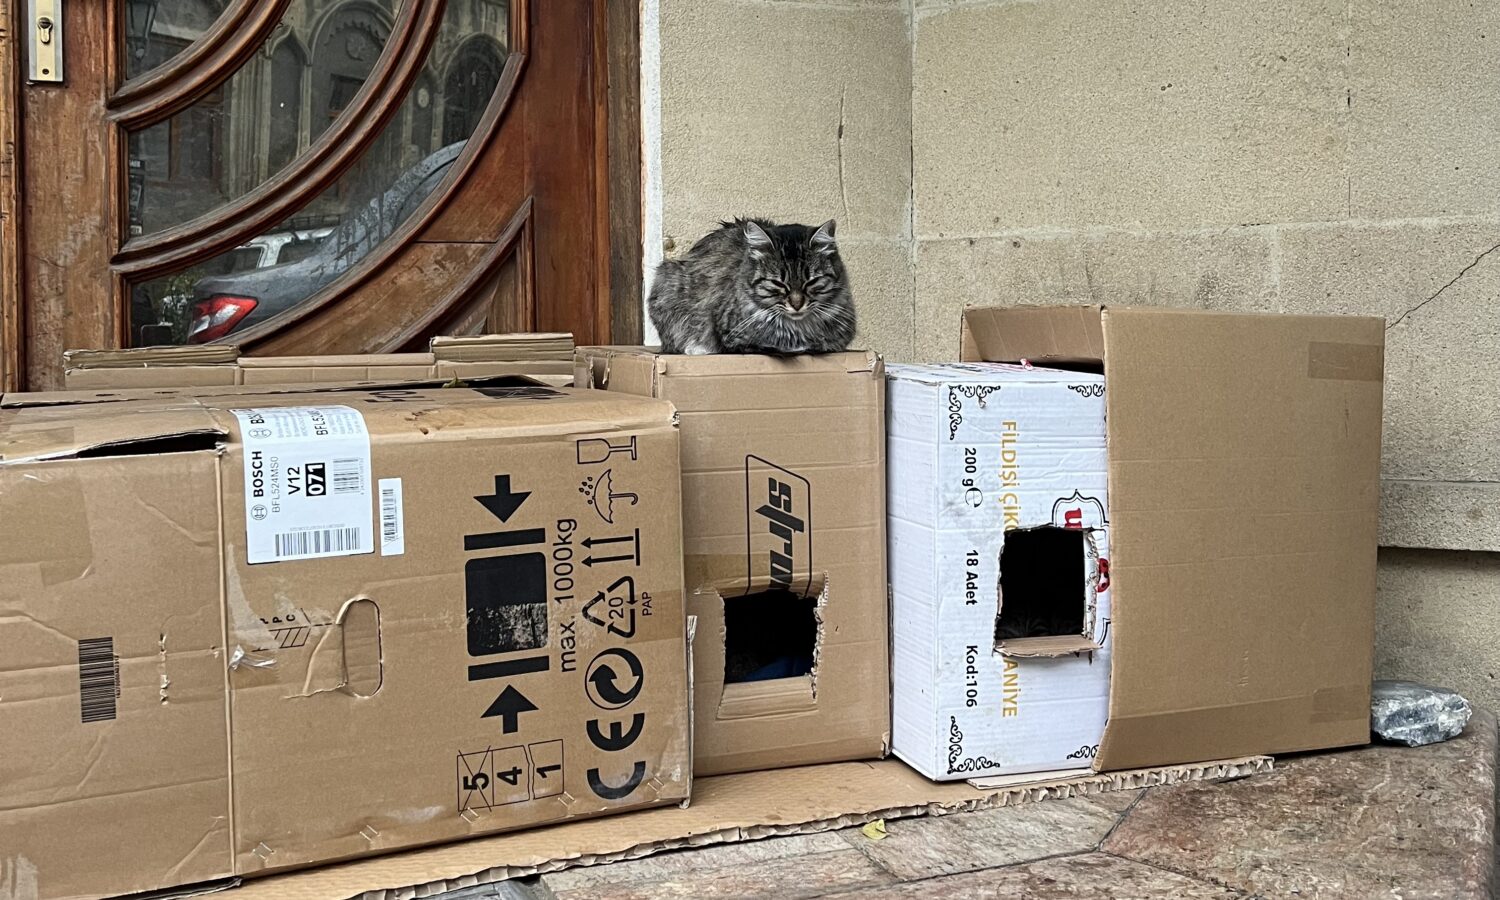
xmin=575 ymin=349 xmax=889 ymax=775
xmin=0 ymin=382 xmax=690 ymax=900
xmin=959 ymin=305 xmax=1384 ymax=770
xmin=60 ymin=334 xmax=576 ymax=390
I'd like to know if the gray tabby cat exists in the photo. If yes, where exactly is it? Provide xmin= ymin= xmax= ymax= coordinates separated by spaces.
xmin=648 ymin=218 xmax=856 ymax=355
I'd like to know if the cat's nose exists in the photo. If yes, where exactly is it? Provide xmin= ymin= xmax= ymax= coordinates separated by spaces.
xmin=786 ymin=293 xmax=807 ymax=312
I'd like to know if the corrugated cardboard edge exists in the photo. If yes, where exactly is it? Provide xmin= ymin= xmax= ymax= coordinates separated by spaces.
xmin=205 ymin=755 xmax=1270 ymax=900
xmin=63 ymin=344 xmax=241 ymax=369
xmin=966 ymin=754 xmax=1272 ymax=794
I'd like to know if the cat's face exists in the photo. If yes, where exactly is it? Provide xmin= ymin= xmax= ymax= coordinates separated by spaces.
xmin=742 ymin=220 xmax=848 ymax=320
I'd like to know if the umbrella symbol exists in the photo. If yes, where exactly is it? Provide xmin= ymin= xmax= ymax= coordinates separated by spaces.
xmin=579 ymin=468 xmax=638 ymax=524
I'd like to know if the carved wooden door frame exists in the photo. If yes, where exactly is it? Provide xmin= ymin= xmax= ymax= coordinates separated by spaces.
xmin=0 ymin=0 xmax=642 ymax=391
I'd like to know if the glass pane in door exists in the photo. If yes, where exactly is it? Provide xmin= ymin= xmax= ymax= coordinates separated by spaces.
xmin=127 ymin=0 xmax=513 ymax=347
xmin=123 ymin=1 xmax=233 ymax=82
xmin=127 ymin=1 xmax=403 ymax=234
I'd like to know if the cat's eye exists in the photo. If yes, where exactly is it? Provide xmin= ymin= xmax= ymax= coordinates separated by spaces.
xmin=805 ymin=276 xmax=832 ymax=294
xmin=754 ymin=278 xmax=789 ymax=296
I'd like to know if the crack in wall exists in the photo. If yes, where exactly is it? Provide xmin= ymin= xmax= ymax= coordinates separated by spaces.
xmin=1387 ymin=240 xmax=1500 ymax=331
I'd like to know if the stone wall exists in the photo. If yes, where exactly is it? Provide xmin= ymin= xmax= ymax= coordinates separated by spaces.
xmin=657 ymin=0 xmax=1500 ymax=709
xmin=656 ymin=0 xmax=915 ymax=357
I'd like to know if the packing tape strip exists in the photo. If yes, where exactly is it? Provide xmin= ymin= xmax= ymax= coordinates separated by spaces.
xmin=1307 ymin=341 xmax=1383 ymax=382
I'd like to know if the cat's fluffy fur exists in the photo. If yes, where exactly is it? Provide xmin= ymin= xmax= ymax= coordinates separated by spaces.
xmin=647 ymin=218 xmax=856 ymax=355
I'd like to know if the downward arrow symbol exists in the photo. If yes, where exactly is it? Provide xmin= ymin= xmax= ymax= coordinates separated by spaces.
xmin=475 ymin=475 xmax=530 ymax=523
xmin=482 ymin=685 xmax=538 ymax=733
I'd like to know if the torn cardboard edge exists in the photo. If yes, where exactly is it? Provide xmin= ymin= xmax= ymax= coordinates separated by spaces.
xmin=199 ymin=755 xmax=1270 ymax=900
xmin=995 ymin=524 xmax=1105 ymax=659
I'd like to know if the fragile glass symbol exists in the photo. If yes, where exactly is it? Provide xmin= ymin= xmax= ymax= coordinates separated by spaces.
xmin=579 ymin=468 xmax=637 ymax=524
xmin=576 ymin=436 xmax=638 ymax=465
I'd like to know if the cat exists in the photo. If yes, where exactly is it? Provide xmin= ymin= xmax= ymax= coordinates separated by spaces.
xmin=647 ymin=218 xmax=856 ymax=355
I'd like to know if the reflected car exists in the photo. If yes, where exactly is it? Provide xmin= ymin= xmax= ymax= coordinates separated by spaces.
xmin=187 ymin=141 xmax=466 ymax=343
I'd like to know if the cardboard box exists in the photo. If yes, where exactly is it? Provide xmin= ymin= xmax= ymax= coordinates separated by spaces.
xmin=949 ymin=305 xmax=1384 ymax=772
xmin=575 ymin=349 xmax=889 ymax=775
xmin=60 ymin=334 xmax=576 ymax=390
xmin=0 ymin=381 xmax=690 ymax=900
xmin=888 ymin=361 xmax=1111 ymax=780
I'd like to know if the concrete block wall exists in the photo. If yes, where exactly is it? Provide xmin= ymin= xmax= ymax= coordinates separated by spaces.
xmin=657 ymin=0 xmax=1500 ymax=709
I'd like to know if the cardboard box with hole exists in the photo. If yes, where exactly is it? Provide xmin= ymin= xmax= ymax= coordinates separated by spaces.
xmin=888 ymin=361 xmax=1112 ymax=779
xmin=60 ymin=333 xmax=576 ymax=390
xmin=0 ymin=380 xmax=690 ymax=900
xmin=575 ymin=349 xmax=889 ymax=775
xmin=891 ymin=305 xmax=1384 ymax=780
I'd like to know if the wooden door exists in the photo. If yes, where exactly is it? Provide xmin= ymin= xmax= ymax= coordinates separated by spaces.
xmin=1 ymin=0 xmax=630 ymax=391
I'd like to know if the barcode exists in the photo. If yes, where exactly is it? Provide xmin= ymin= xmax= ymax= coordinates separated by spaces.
xmin=378 ymin=477 xmax=405 ymax=557
xmin=381 ymin=488 xmax=399 ymax=541
xmin=331 ymin=458 xmax=363 ymax=495
xmin=78 ymin=637 xmax=119 ymax=724
xmin=274 ymin=527 xmax=361 ymax=558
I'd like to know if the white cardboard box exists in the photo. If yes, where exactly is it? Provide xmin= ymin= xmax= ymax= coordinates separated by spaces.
xmin=888 ymin=361 xmax=1112 ymax=780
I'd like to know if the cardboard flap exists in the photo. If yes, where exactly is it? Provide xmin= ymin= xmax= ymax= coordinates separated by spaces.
xmin=997 ymin=635 xmax=1100 ymax=658
xmin=0 ymin=407 xmax=224 ymax=462
xmin=237 ymin=353 xmax=434 ymax=368
xmin=575 ymin=348 xmax=663 ymax=396
xmin=6 ymin=374 xmax=549 ymax=409
xmin=658 ymin=350 xmax=880 ymax=377
xmin=63 ymin=344 xmax=240 ymax=369
xmin=432 ymin=332 xmax=575 ymax=362
xmin=1093 ymin=307 xmax=1383 ymax=769
xmin=961 ymin=306 xmax=1105 ymax=365
xmin=718 ymin=675 xmax=818 ymax=719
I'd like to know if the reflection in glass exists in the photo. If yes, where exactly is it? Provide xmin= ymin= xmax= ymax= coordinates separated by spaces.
xmin=128 ymin=0 xmax=511 ymax=347
xmin=124 ymin=0 xmax=229 ymax=81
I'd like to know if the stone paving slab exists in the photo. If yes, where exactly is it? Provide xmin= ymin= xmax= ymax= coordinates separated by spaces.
xmin=836 ymin=852 xmax=1250 ymax=899
xmin=836 ymin=795 xmax=1123 ymax=880
xmin=484 ymin=710 xmax=1497 ymax=900
xmin=1103 ymin=709 xmax=1498 ymax=899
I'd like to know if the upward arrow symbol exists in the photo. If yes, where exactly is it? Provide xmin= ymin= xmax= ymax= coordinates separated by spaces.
xmin=475 ymin=475 xmax=530 ymax=523
xmin=482 ymin=685 xmax=538 ymax=734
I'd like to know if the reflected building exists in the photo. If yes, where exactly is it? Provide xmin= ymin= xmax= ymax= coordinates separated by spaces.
xmin=124 ymin=0 xmax=509 ymax=344
xmin=128 ymin=0 xmax=507 ymax=236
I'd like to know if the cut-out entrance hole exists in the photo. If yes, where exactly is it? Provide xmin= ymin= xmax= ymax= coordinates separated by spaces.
xmin=723 ymin=589 xmax=817 ymax=684
xmin=996 ymin=526 xmax=1086 ymax=646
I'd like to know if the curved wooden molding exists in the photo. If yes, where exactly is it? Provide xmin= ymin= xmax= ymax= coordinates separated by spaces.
xmin=112 ymin=0 xmax=445 ymax=278
xmin=109 ymin=0 xmax=292 ymax=128
xmin=389 ymin=201 xmax=535 ymax=349
xmin=229 ymin=195 xmax=534 ymax=354
xmin=413 ymin=0 xmax=530 ymax=243
xmin=185 ymin=0 xmax=532 ymax=349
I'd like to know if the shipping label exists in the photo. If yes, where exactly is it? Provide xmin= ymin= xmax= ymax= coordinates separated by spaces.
xmin=233 ymin=406 xmax=374 ymax=564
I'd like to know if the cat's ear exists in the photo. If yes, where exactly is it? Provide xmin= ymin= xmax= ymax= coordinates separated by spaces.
xmin=811 ymin=219 xmax=837 ymax=254
xmin=743 ymin=220 xmax=773 ymax=253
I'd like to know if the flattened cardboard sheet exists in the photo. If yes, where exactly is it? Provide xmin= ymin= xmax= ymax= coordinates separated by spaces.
xmin=214 ymin=756 xmax=1272 ymax=900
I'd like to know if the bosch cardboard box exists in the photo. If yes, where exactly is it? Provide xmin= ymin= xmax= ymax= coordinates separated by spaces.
xmin=0 ymin=381 xmax=689 ymax=900
xmin=897 ymin=305 xmax=1383 ymax=776
xmin=576 ymin=349 xmax=888 ymax=775
xmin=60 ymin=333 xmax=575 ymax=390
xmin=888 ymin=361 xmax=1112 ymax=780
